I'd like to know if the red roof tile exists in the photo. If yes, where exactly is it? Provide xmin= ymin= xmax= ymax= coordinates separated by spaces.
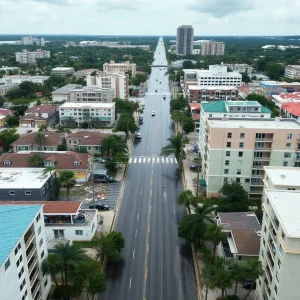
xmin=282 ymin=102 xmax=300 ymax=116
xmin=192 ymin=114 xmax=200 ymax=121
xmin=189 ymin=103 xmax=201 ymax=110
xmin=25 ymin=104 xmax=57 ymax=114
xmin=12 ymin=132 xmax=64 ymax=147
xmin=0 ymin=109 xmax=15 ymax=117
xmin=66 ymin=131 xmax=110 ymax=146
xmin=279 ymin=92 xmax=300 ymax=100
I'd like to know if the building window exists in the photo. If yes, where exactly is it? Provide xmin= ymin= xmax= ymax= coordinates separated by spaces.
xmin=238 ymin=152 xmax=243 ymax=157
xmin=239 ymin=142 xmax=244 ymax=148
xmin=75 ymin=230 xmax=83 ymax=235
xmin=5 ymin=258 xmax=10 ymax=271
xmin=20 ymin=279 xmax=26 ymax=291
xmin=236 ymin=178 xmax=240 ymax=183
xmin=278 ymin=259 xmax=281 ymax=268
xmin=240 ymin=133 xmax=245 ymax=139
xmin=284 ymin=152 xmax=291 ymax=158
xmin=237 ymin=169 xmax=241 ymax=175
xmin=22 ymin=290 xmax=27 ymax=300
xmin=287 ymin=133 xmax=292 ymax=139
xmin=245 ymin=178 xmax=250 ymax=183
xmin=41 ymin=250 xmax=45 ymax=259
xmin=224 ymin=169 xmax=229 ymax=174
xmin=226 ymin=151 xmax=230 ymax=157
xmin=224 ymin=177 xmax=228 ymax=183
xmin=282 ymin=231 xmax=286 ymax=240
xmin=286 ymin=143 xmax=291 ymax=148
xmin=73 ymin=161 xmax=80 ymax=166
xmin=18 ymin=266 xmax=24 ymax=279
xmin=276 ymin=272 xmax=280 ymax=283
xmin=225 ymin=160 xmax=229 ymax=166
xmin=226 ymin=142 xmax=231 ymax=147
xmin=283 ymin=161 xmax=288 ymax=167
xmin=44 ymin=279 xmax=48 ymax=288
xmin=15 ymin=243 xmax=21 ymax=256
xmin=25 ymin=191 xmax=31 ymax=196
xmin=9 ymin=191 xmax=15 ymax=196
xmin=42 ymin=187 xmax=45 ymax=194
xmin=39 ymin=238 xmax=43 ymax=247
xmin=275 ymin=285 xmax=278 ymax=294
xmin=16 ymin=256 xmax=23 ymax=267
xmin=209 ymin=114 xmax=212 ymax=117
xmin=36 ymin=213 xmax=40 ymax=223
xmin=279 ymin=244 xmax=283 ymax=256
xmin=227 ymin=132 xmax=232 ymax=138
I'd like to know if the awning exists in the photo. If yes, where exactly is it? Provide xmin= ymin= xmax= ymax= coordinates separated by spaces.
xmin=199 ymin=179 xmax=206 ymax=187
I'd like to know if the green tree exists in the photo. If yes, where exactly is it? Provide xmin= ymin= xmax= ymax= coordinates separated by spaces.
xmin=113 ymin=98 xmax=139 ymax=114
xmin=38 ymin=124 xmax=48 ymax=131
xmin=160 ymin=133 xmax=185 ymax=169
xmin=183 ymin=116 xmax=195 ymax=134
xmin=0 ymin=128 xmax=20 ymax=152
xmin=41 ymin=254 xmax=61 ymax=288
xmin=59 ymin=170 xmax=76 ymax=201
xmin=114 ymin=113 xmax=138 ymax=138
xmin=100 ymin=134 xmax=128 ymax=157
xmin=6 ymin=115 xmax=19 ymax=127
xmin=35 ymin=132 xmax=46 ymax=147
xmin=266 ymin=62 xmax=284 ymax=80
xmin=131 ymin=73 xmax=147 ymax=86
xmin=182 ymin=60 xmax=194 ymax=69
xmin=36 ymin=99 xmax=42 ymax=105
xmin=93 ymin=231 xmax=125 ymax=263
xmin=57 ymin=144 xmax=68 ymax=151
xmin=28 ymin=153 xmax=43 ymax=167
xmin=204 ymin=224 xmax=226 ymax=261
xmin=177 ymin=189 xmax=196 ymax=214
xmin=170 ymin=94 xmax=189 ymax=113
xmin=10 ymin=104 xmax=29 ymax=117
xmin=241 ymin=72 xmax=251 ymax=83
xmin=230 ymin=263 xmax=246 ymax=296
xmin=219 ymin=181 xmax=248 ymax=202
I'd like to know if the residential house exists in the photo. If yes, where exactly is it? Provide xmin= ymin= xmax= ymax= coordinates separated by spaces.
xmin=66 ymin=131 xmax=109 ymax=153
xmin=0 ymin=151 xmax=91 ymax=183
xmin=0 ymin=108 xmax=15 ymax=127
xmin=281 ymin=102 xmax=300 ymax=120
xmin=217 ymin=212 xmax=261 ymax=261
xmin=11 ymin=132 xmax=65 ymax=152
xmin=19 ymin=105 xmax=58 ymax=128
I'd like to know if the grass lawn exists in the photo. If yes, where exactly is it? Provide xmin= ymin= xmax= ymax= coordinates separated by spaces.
xmin=73 ymin=240 xmax=95 ymax=248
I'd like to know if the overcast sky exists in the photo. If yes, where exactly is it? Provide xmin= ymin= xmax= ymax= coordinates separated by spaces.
xmin=0 ymin=0 xmax=299 ymax=36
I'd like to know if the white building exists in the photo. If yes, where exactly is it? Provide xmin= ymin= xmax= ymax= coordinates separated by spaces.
xmin=69 ymin=86 xmax=115 ymax=103
xmin=225 ymin=64 xmax=253 ymax=76
xmin=0 ymin=204 xmax=51 ymax=300
xmin=51 ymin=84 xmax=83 ymax=103
xmin=199 ymin=40 xmax=225 ymax=56
xmin=51 ymin=67 xmax=74 ymax=76
xmin=199 ymin=117 xmax=300 ymax=199
xmin=272 ymin=92 xmax=300 ymax=108
xmin=15 ymin=49 xmax=50 ymax=64
xmin=284 ymin=65 xmax=300 ymax=79
xmin=256 ymin=167 xmax=300 ymax=300
xmin=176 ymin=25 xmax=194 ymax=55
xmin=21 ymin=36 xmax=33 ymax=45
xmin=103 ymin=60 xmax=136 ymax=77
xmin=87 ymin=71 xmax=129 ymax=99
xmin=0 ymin=75 xmax=50 ymax=85
xmin=59 ymin=102 xmax=116 ymax=127
xmin=0 ymin=66 xmax=19 ymax=74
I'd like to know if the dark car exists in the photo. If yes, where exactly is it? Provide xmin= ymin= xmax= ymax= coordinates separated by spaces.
xmin=139 ymin=116 xmax=143 ymax=121
xmin=89 ymin=204 xmax=110 ymax=210
xmin=242 ymin=279 xmax=256 ymax=290
xmin=190 ymin=164 xmax=201 ymax=171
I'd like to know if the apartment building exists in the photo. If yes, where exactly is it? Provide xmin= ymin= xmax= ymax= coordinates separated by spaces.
xmin=284 ymin=65 xmax=300 ymax=79
xmin=0 ymin=204 xmax=51 ymax=300
xmin=186 ymin=85 xmax=238 ymax=102
xmin=0 ymin=75 xmax=49 ymax=85
xmin=69 ymin=86 xmax=115 ymax=103
xmin=225 ymin=64 xmax=253 ymax=76
xmin=51 ymin=84 xmax=83 ymax=102
xmin=15 ymin=49 xmax=50 ymax=64
xmin=0 ymin=83 xmax=19 ymax=96
xmin=103 ymin=60 xmax=136 ymax=77
xmin=59 ymin=102 xmax=115 ymax=127
xmin=281 ymin=102 xmax=300 ymax=121
xmin=200 ymin=40 xmax=225 ymax=56
xmin=51 ymin=67 xmax=74 ymax=77
xmin=87 ymin=71 xmax=129 ymax=99
xmin=256 ymin=167 xmax=300 ymax=300
xmin=199 ymin=117 xmax=300 ymax=199
xmin=176 ymin=25 xmax=194 ymax=55
xmin=21 ymin=36 xmax=45 ymax=46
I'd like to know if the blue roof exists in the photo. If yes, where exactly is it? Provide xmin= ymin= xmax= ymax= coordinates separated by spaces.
xmin=0 ymin=205 xmax=42 ymax=267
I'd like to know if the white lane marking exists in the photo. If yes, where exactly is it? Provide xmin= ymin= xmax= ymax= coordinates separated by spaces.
xmin=129 ymin=278 xmax=132 ymax=289
xmin=157 ymin=158 xmax=160 ymax=163
xmin=148 ymin=157 xmax=151 ymax=163
xmin=133 ymin=158 xmax=137 ymax=163
xmin=133 ymin=250 xmax=135 ymax=259
xmin=166 ymin=158 xmax=169 ymax=163
xmin=161 ymin=157 xmax=165 ymax=163
xmin=141 ymin=190 xmax=143 ymax=195
xmin=129 ymin=158 xmax=132 ymax=163
xmin=137 ymin=213 xmax=139 ymax=220
xmin=138 ymin=158 xmax=142 ymax=163
xmin=143 ymin=157 xmax=146 ymax=163
xmin=175 ymin=158 xmax=178 ymax=163
xmin=170 ymin=158 xmax=173 ymax=163
xmin=135 ymin=229 xmax=137 ymax=238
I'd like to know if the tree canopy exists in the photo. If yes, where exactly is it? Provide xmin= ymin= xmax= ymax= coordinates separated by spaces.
xmin=113 ymin=113 xmax=138 ymax=138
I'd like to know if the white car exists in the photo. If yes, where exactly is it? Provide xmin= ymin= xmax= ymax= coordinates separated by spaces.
xmin=151 ymin=111 xmax=156 ymax=116
xmin=136 ymin=133 xmax=142 ymax=139
xmin=163 ymin=94 xmax=166 ymax=99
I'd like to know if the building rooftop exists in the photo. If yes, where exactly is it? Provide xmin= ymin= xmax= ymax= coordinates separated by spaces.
xmin=71 ymin=86 xmax=114 ymax=92
xmin=208 ymin=118 xmax=300 ymax=129
xmin=51 ymin=67 xmax=74 ymax=71
xmin=286 ymin=65 xmax=300 ymax=70
xmin=189 ymin=103 xmax=201 ymax=110
xmin=202 ymin=101 xmax=271 ymax=113
xmin=282 ymin=102 xmax=300 ymax=116
xmin=59 ymin=102 xmax=115 ymax=108
xmin=265 ymin=190 xmax=300 ymax=238
xmin=218 ymin=212 xmax=261 ymax=256
xmin=0 ymin=204 xmax=42 ymax=267
xmin=51 ymin=84 xmax=83 ymax=95
xmin=276 ymin=92 xmax=300 ymax=100
xmin=1 ymin=75 xmax=49 ymax=80
xmin=188 ymin=85 xmax=237 ymax=91
xmin=66 ymin=131 xmax=109 ymax=146
xmin=264 ymin=166 xmax=300 ymax=187
xmin=25 ymin=104 xmax=57 ymax=115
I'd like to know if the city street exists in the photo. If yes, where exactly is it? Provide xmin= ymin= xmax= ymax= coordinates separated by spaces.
xmin=100 ymin=38 xmax=197 ymax=300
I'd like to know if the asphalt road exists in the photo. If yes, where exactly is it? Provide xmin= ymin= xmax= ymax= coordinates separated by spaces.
xmin=100 ymin=38 xmax=197 ymax=300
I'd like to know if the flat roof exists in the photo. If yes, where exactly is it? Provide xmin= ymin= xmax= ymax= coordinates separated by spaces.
xmin=52 ymin=67 xmax=74 ymax=71
xmin=264 ymin=166 xmax=300 ymax=187
xmin=52 ymin=84 xmax=83 ymax=95
xmin=0 ymin=168 xmax=51 ymax=189
xmin=0 ymin=205 xmax=42 ymax=267
xmin=202 ymin=101 xmax=271 ymax=113
xmin=59 ymin=102 xmax=115 ymax=108
xmin=208 ymin=118 xmax=300 ymax=129
xmin=188 ymin=85 xmax=237 ymax=90
xmin=266 ymin=190 xmax=300 ymax=238
xmin=71 ymin=86 xmax=114 ymax=92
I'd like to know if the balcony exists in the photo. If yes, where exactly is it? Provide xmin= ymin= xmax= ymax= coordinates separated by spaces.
xmin=30 ymin=268 xmax=39 ymax=285
xmin=28 ymin=256 xmax=38 ymax=274
xmin=31 ymin=283 xmax=41 ymax=300
xmin=253 ymin=155 xmax=271 ymax=161
xmin=26 ymin=243 xmax=36 ymax=259
xmin=255 ymin=134 xmax=274 ymax=141
xmin=266 ymin=250 xmax=274 ymax=270
xmin=268 ymin=240 xmax=276 ymax=259
xmin=250 ymin=179 xmax=264 ymax=186
xmin=24 ymin=231 xmax=35 ymax=249
xmin=295 ymin=156 xmax=300 ymax=162
xmin=251 ymin=173 xmax=265 ymax=178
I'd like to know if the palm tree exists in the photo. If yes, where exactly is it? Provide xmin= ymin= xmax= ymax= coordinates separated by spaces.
xmin=41 ymin=254 xmax=61 ymax=288
xmin=177 ymin=189 xmax=196 ymax=214
xmin=230 ymin=262 xmax=246 ymax=296
xmin=59 ymin=170 xmax=76 ymax=201
xmin=43 ymin=166 xmax=57 ymax=200
xmin=204 ymin=223 xmax=226 ymax=261
xmin=54 ymin=243 xmax=85 ymax=294
xmin=160 ymin=133 xmax=185 ymax=169
xmin=38 ymin=124 xmax=48 ymax=131
xmin=178 ymin=205 xmax=215 ymax=247
xmin=35 ymin=132 xmax=46 ymax=148
xmin=100 ymin=134 xmax=128 ymax=158
xmin=28 ymin=153 xmax=43 ymax=167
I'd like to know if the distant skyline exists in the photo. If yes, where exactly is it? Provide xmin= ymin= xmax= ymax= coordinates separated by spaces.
xmin=0 ymin=0 xmax=299 ymax=36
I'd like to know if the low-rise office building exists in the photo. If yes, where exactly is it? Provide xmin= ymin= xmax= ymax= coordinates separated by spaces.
xmin=0 ymin=83 xmax=19 ymax=96
xmin=59 ymin=102 xmax=116 ymax=127
xmin=0 ymin=75 xmax=49 ymax=85
xmin=0 ymin=168 xmax=53 ymax=200
xmin=225 ymin=64 xmax=253 ymax=76
xmin=69 ymin=86 xmax=115 ymax=103
xmin=284 ymin=65 xmax=300 ymax=79
xmin=199 ymin=117 xmax=300 ymax=199
xmin=256 ymin=167 xmax=300 ymax=300
xmin=15 ymin=49 xmax=50 ymax=64
xmin=51 ymin=84 xmax=83 ymax=103
xmin=0 ymin=204 xmax=51 ymax=300
xmin=103 ymin=60 xmax=136 ymax=77
xmin=51 ymin=67 xmax=74 ymax=76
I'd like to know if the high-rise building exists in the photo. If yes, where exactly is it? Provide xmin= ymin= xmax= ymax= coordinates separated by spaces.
xmin=256 ymin=166 xmax=300 ymax=300
xmin=21 ymin=36 xmax=33 ymax=45
xmin=200 ymin=40 xmax=225 ymax=56
xmin=15 ymin=49 xmax=50 ymax=64
xmin=176 ymin=25 xmax=194 ymax=55
xmin=284 ymin=65 xmax=300 ymax=79
xmin=103 ymin=61 xmax=136 ymax=77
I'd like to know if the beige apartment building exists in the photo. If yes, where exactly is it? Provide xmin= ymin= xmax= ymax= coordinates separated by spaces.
xmin=256 ymin=166 xmax=300 ymax=300
xmin=103 ymin=60 xmax=136 ymax=77
xmin=199 ymin=117 xmax=300 ymax=199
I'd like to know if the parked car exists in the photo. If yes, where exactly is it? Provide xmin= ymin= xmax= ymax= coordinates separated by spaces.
xmin=190 ymin=164 xmax=201 ymax=171
xmin=92 ymin=169 xmax=114 ymax=183
xmin=26 ymin=130 xmax=33 ymax=133
xmin=151 ymin=111 xmax=156 ymax=116
xmin=242 ymin=279 xmax=256 ymax=290
xmin=136 ymin=132 xmax=142 ymax=139
xmin=89 ymin=204 xmax=110 ymax=210
xmin=94 ymin=158 xmax=105 ymax=163
xmin=155 ymin=89 xmax=157 ymax=92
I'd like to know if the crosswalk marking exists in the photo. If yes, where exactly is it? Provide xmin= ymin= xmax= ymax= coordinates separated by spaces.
xmin=161 ymin=158 xmax=165 ymax=163
xmin=133 ymin=158 xmax=137 ymax=163
xmin=157 ymin=158 xmax=160 ymax=163
xmin=129 ymin=158 xmax=132 ymax=163
xmin=138 ymin=158 xmax=142 ymax=163
xmin=148 ymin=157 xmax=151 ymax=163
xmin=128 ymin=156 xmax=178 ymax=165
xmin=143 ymin=158 xmax=146 ymax=163
xmin=166 ymin=158 xmax=169 ymax=163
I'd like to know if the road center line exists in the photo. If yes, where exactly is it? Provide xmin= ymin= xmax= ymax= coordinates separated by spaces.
xmin=141 ymin=190 xmax=143 ymax=195
xmin=129 ymin=278 xmax=132 ymax=289
xmin=133 ymin=250 xmax=135 ymax=259
xmin=137 ymin=213 xmax=139 ymax=220
xmin=135 ymin=229 xmax=137 ymax=238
